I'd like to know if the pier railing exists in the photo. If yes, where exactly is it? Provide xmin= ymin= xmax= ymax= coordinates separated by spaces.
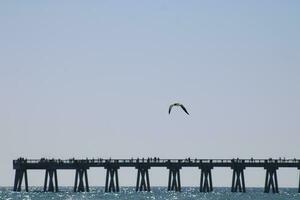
xmin=13 ymin=158 xmax=300 ymax=165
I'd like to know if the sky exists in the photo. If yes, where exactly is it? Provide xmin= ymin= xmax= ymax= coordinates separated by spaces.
xmin=0 ymin=1 xmax=300 ymax=187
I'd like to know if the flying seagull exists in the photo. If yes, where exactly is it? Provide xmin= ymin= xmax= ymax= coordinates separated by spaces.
xmin=168 ymin=103 xmax=189 ymax=115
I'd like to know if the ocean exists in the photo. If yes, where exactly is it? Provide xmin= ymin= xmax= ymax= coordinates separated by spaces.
xmin=0 ymin=187 xmax=299 ymax=200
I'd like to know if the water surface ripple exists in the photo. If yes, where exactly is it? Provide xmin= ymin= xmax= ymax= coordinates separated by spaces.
xmin=0 ymin=187 xmax=299 ymax=200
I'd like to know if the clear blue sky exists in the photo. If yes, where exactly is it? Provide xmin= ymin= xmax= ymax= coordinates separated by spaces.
xmin=0 ymin=1 xmax=300 ymax=187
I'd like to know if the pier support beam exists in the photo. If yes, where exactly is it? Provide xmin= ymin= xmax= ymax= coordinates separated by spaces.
xmin=167 ymin=165 xmax=181 ymax=192
xmin=104 ymin=165 xmax=120 ymax=192
xmin=199 ymin=165 xmax=213 ymax=193
xmin=264 ymin=166 xmax=279 ymax=193
xmin=231 ymin=167 xmax=246 ymax=192
xmin=74 ymin=168 xmax=89 ymax=192
xmin=135 ymin=165 xmax=151 ymax=192
xmin=44 ymin=169 xmax=58 ymax=192
xmin=13 ymin=169 xmax=28 ymax=192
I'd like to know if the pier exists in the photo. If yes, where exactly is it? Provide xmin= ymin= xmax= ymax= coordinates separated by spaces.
xmin=13 ymin=158 xmax=300 ymax=193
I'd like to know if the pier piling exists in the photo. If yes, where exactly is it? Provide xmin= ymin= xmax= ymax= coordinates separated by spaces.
xmin=44 ymin=169 xmax=58 ymax=192
xmin=199 ymin=165 xmax=213 ymax=192
xmin=167 ymin=163 xmax=181 ymax=192
xmin=264 ymin=165 xmax=279 ymax=193
xmin=298 ymin=166 xmax=300 ymax=193
xmin=13 ymin=169 xmax=28 ymax=192
xmin=104 ymin=163 xmax=120 ymax=192
xmin=74 ymin=168 xmax=89 ymax=192
xmin=231 ymin=168 xmax=245 ymax=192
xmin=231 ymin=160 xmax=246 ymax=192
xmin=135 ymin=164 xmax=151 ymax=192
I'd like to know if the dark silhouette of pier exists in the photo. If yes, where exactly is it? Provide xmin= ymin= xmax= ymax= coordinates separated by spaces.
xmin=13 ymin=157 xmax=300 ymax=193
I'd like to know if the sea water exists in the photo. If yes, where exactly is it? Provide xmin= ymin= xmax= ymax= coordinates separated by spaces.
xmin=0 ymin=187 xmax=299 ymax=200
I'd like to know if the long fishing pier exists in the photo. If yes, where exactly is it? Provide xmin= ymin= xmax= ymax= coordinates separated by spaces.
xmin=13 ymin=158 xmax=300 ymax=193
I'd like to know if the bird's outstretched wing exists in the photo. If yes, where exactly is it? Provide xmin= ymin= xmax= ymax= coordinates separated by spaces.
xmin=168 ymin=104 xmax=174 ymax=114
xmin=180 ymin=104 xmax=189 ymax=115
